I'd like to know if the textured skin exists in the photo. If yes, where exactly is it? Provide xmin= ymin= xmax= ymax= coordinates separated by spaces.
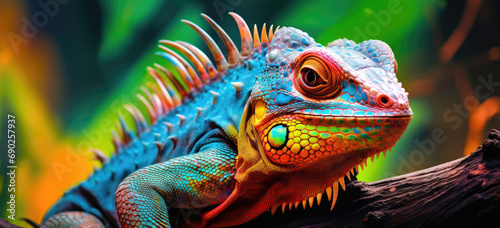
xmin=41 ymin=212 xmax=104 ymax=228
xmin=115 ymin=142 xmax=237 ymax=227
xmin=42 ymin=14 xmax=412 ymax=228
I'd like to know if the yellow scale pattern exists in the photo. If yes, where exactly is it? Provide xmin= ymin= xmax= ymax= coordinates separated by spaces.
xmin=258 ymin=115 xmax=410 ymax=166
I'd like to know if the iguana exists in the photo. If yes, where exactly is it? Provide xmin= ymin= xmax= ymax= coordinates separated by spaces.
xmin=41 ymin=12 xmax=412 ymax=228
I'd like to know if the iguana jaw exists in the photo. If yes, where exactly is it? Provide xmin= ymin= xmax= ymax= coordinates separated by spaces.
xmin=202 ymin=101 xmax=411 ymax=227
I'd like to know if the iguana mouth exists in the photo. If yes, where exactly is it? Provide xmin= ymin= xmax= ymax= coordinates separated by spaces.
xmin=234 ymin=110 xmax=412 ymax=217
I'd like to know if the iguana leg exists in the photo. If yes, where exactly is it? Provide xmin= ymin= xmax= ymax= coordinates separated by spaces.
xmin=115 ymin=141 xmax=237 ymax=227
xmin=41 ymin=211 xmax=105 ymax=228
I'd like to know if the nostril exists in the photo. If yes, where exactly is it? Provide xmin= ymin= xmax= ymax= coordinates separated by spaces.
xmin=380 ymin=96 xmax=388 ymax=104
xmin=376 ymin=94 xmax=393 ymax=108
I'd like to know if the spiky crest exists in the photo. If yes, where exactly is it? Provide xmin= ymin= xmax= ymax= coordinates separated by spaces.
xmin=90 ymin=13 xmax=276 ymax=163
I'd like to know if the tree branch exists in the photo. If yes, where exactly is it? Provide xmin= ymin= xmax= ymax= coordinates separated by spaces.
xmin=240 ymin=129 xmax=500 ymax=228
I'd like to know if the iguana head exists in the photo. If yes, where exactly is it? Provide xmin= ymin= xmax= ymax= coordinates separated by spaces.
xmin=205 ymin=20 xmax=412 ymax=227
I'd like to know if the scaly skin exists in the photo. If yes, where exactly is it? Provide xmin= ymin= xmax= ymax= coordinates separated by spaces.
xmin=42 ymin=13 xmax=412 ymax=228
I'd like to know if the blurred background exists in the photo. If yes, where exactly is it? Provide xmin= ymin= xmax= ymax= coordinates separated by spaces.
xmin=1 ymin=0 xmax=499 ymax=226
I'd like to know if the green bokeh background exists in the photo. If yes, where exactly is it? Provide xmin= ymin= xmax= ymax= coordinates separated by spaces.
xmin=2 ymin=0 xmax=500 ymax=225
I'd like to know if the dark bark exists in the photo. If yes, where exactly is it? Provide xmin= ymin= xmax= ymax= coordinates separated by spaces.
xmin=240 ymin=129 xmax=500 ymax=228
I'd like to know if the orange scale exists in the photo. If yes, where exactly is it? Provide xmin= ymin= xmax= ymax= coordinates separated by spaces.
xmin=315 ymin=151 xmax=323 ymax=157
xmin=280 ymin=154 xmax=290 ymax=162
xmin=326 ymin=139 xmax=335 ymax=145
xmin=277 ymin=150 xmax=283 ymax=155
xmin=299 ymin=150 xmax=309 ymax=158
xmin=341 ymin=141 xmax=350 ymax=147
xmin=320 ymin=147 xmax=326 ymax=152
xmin=272 ymin=154 xmax=279 ymax=159
xmin=326 ymin=145 xmax=333 ymax=151
xmin=318 ymin=139 xmax=327 ymax=146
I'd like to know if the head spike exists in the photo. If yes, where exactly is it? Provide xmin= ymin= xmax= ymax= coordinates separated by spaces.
xmin=153 ymin=141 xmax=168 ymax=164
xmin=275 ymin=25 xmax=280 ymax=33
xmin=124 ymin=104 xmax=147 ymax=135
xmin=111 ymin=130 xmax=123 ymax=154
xmin=261 ymin=23 xmax=268 ymax=43
xmin=201 ymin=14 xmax=240 ymax=65
xmin=118 ymin=112 xmax=135 ymax=142
xmin=182 ymin=19 xmax=228 ymax=72
xmin=146 ymin=83 xmax=167 ymax=116
xmin=268 ymin=24 xmax=274 ymax=41
xmin=228 ymin=12 xmax=253 ymax=56
xmin=153 ymin=133 xmax=161 ymax=140
xmin=302 ymin=199 xmax=307 ymax=209
xmin=156 ymin=52 xmax=194 ymax=91
xmin=131 ymin=104 xmax=147 ymax=128
xmin=140 ymin=86 xmax=161 ymax=118
xmin=157 ymin=45 xmax=202 ymax=88
xmin=153 ymin=64 xmax=184 ymax=104
xmin=176 ymin=114 xmax=186 ymax=125
xmin=294 ymin=201 xmax=300 ymax=209
xmin=282 ymin=202 xmax=287 ymax=213
xmin=196 ymin=107 xmax=204 ymax=118
xmin=168 ymin=136 xmax=178 ymax=150
xmin=230 ymin=82 xmax=244 ymax=93
xmin=154 ymin=141 xmax=164 ymax=151
xmin=177 ymin=41 xmax=218 ymax=79
xmin=137 ymin=94 xmax=156 ymax=123
xmin=159 ymin=40 xmax=211 ymax=82
xmin=90 ymin=148 xmax=109 ymax=164
xmin=210 ymin=90 xmax=220 ymax=105
xmin=164 ymin=122 xmax=173 ymax=132
xmin=253 ymin=24 xmax=261 ymax=48
xmin=147 ymin=67 xmax=176 ymax=110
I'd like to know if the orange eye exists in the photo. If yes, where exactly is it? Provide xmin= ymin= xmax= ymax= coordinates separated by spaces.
xmin=294 ymin=55 xmax=342 ymax=99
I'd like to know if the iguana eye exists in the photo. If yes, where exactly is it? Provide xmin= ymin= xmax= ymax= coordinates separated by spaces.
xmin=294 ymin=55 xmax=342 ymax=99
xmin=301 ymin=67 xmax=322 ymax=86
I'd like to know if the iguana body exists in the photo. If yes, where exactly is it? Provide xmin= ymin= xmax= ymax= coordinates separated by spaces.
xmin=42 ymin=13 xmax=412 ymax=228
